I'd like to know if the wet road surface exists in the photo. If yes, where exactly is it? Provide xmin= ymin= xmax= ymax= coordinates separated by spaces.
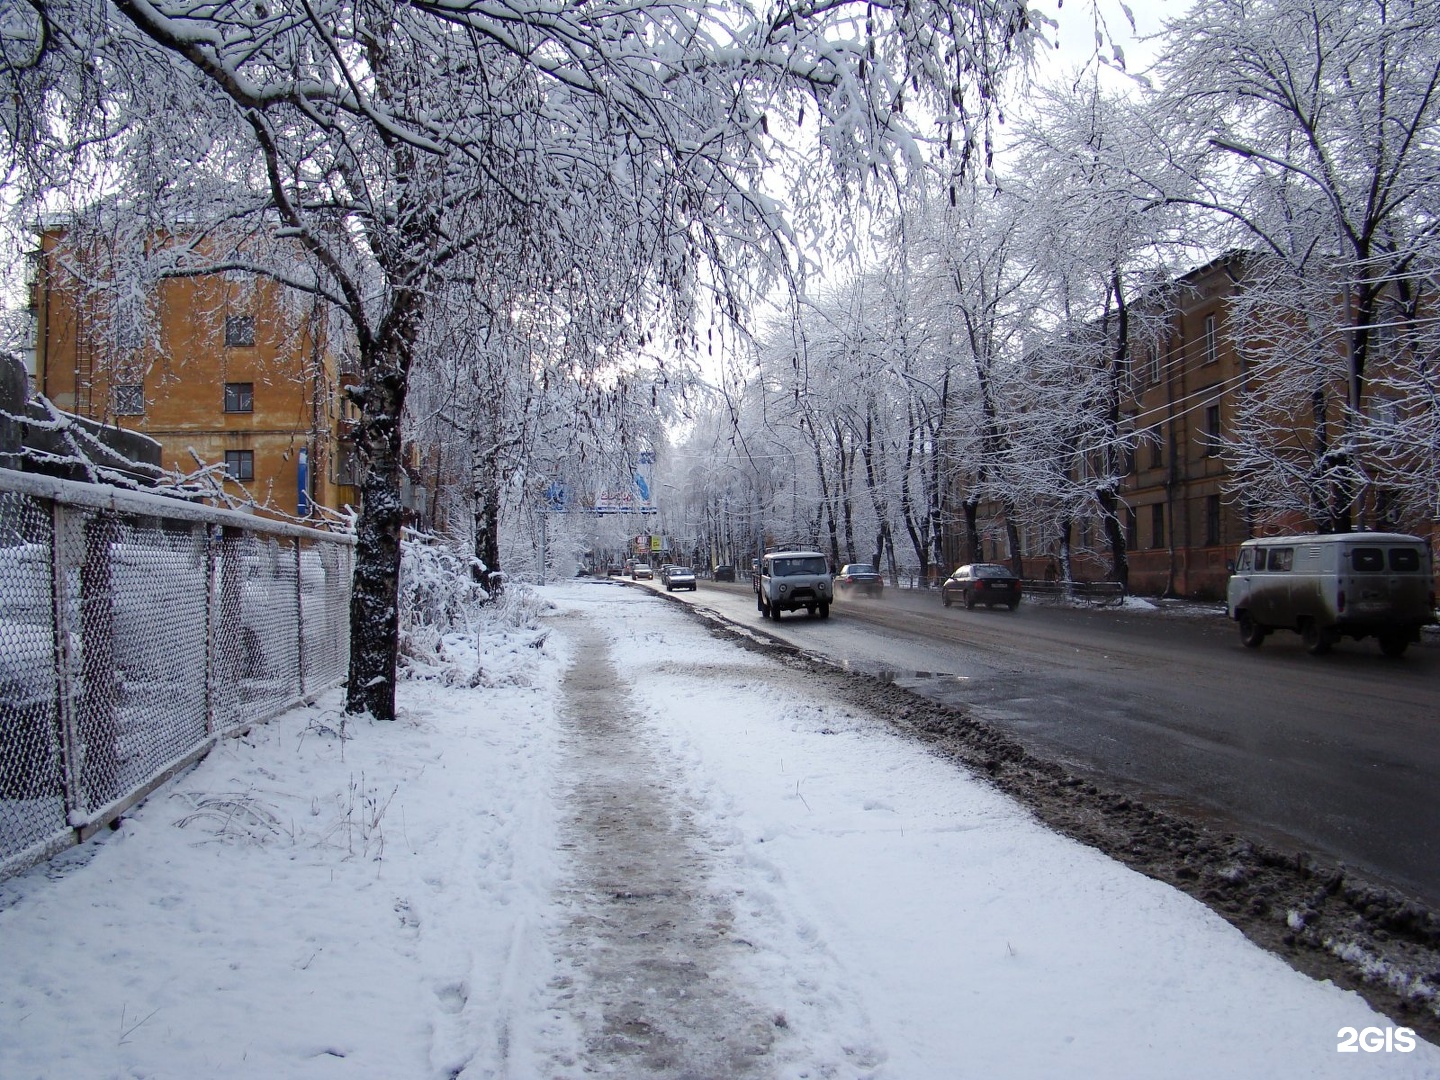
xmin=641 ymin=579 xmax=1440 ymax=909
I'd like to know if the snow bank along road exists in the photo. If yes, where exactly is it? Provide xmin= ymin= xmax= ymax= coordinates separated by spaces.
xmin=673 ymin=578 xmax=1440 ymax=915
xmin=1 ymin=581 xmax=1436 ymax=1078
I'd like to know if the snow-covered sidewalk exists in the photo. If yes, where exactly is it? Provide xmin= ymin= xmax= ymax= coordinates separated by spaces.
xmin=2 ymin=581 xmax=1434 ymax=1078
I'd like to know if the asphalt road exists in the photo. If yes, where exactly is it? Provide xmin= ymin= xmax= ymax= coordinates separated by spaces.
xmin=637 ymin=577 xmax=1440 ymax=910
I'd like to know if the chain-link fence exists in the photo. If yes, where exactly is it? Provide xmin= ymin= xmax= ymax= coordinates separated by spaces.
xmin=0 ymin=468 xmax=354 ymax=880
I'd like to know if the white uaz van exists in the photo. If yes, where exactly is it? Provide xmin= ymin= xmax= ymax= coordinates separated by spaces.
xmin=1226 ymin=533 xmax=1435 ymax=656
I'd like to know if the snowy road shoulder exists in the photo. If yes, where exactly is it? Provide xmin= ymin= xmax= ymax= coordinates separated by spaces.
xmin=569 ymin=582 xmax=1440 ymax=1078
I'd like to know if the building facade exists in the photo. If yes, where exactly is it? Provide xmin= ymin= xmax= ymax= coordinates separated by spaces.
xmin=28 ymin=228 xmax=359 ymax=518
xmin=953 ymin=252 xmax=1439 ymax=599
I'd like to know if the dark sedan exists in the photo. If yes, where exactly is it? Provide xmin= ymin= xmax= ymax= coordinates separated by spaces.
xmin=941 ymin=563 xmax=1021 ymax=610
xmin=712 ymin=564 xmax=736 ymax=582
xmin=836 ymin=563 xmax=884 ymax=598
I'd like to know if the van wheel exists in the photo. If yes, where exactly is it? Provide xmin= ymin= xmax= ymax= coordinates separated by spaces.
xmin=819 ymin=602 xmax=830 ymax=620
xmin=1378 ymin=633 xmax=1409 ymax=658
xmin=772 ymin=604 xmax=782 ymax=621
xmin=1238 ymin=612 xmax=1267 ymax=648
xmin=1301 ymin=618 xmax=1334 ymax=655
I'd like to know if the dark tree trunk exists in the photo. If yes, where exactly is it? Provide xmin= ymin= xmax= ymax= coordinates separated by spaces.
xmin=472 ymin=439 xmax=502 ymax=590
xmin=346 ymin=321 xmax=417 ymax=722
xmin=1098 ymin=487 xmax=1129 ymax=590
xmin=963 ymin=497 xmax=980 ymax=565
xmin=1003 ymin=501 xmax=1022 ymax=577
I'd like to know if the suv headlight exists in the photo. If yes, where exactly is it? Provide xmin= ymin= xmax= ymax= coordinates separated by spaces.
xmin=779 ymin=584 xmax=788 ymax=595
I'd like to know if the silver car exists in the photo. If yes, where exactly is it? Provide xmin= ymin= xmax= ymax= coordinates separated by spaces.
xmin=664 ymin=565 xmax=696 ymax=591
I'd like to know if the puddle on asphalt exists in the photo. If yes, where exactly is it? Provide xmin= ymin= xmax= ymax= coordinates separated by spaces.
xmin=838 ymin=659 xmax=969 ymax=684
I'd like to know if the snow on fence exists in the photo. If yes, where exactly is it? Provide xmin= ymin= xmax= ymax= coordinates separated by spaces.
xmin=0 ymin=468 xmax=354 ymax=880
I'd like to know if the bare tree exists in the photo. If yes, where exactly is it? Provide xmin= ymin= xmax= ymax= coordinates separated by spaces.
xmin=3 ymin=0 xmax=1036 ymax=719
xmin=1157 ymin=0 xmax=1440 ymax=532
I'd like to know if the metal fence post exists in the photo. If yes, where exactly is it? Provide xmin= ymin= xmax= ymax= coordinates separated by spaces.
xmin=48 ymin=501 xmax=82 ymax=827
xmin=294 ymin=538 xmax=306 ymax=699
xmin=204 ymin=524 xmax=220 ymax=737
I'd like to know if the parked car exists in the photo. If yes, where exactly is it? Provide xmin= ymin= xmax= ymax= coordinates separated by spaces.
xmin=836 ymin=563 xmax=883 ymax=598
xmin=1227 ymin=532 xmax=1435 ymax=655
xmin=665 ymin=565 xmax=697 ymax=591
xmin=606 ymin=564 xmax=625 ymax=577
xmin=632 ymin=563 xmax=653 ymax=580
xmin=942 ymin=563 xmax=1021 ymax=610
xmin=712 ymin=564 xmax=736 ymax=582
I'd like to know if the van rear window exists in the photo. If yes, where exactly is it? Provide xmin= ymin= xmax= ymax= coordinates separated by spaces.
xmin=1389 ymin=548 xmax=1421 ymax=572
xmin=1351 ymin=547 xmax=1384 ymax=571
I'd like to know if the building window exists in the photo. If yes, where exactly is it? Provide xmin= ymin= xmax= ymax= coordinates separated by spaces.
xmin=1126 ymin=507 xmax=1138 ymax=550
xmin=113 ymin=383 xmax=145 ymax=416
xmin=1149 ymin=425 xmax=1164 ymax=469
xmin=1204 ymin=403 xmax=1221 ymax=455
xmin=224 ymin=315 xmax=256 ymax=347
xmin=1147 ymin=345 xmax=1160 ymax=385
xmin=1205 ymin=494 xmax=1221 ymax=546
xmin=1203 ymin=314 xmax=1218 ymax=365
xmin=1150 ymin=503 xmax=1165 ymax=549
xmin=224 ymin=382 xmax=254 ymax=413
xmin=224 ymin=449 xmax=254 ymax=481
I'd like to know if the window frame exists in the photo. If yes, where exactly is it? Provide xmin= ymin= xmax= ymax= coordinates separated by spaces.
xmin=224 ymin=314 xmax=256 ymax=348
xmin=112 ymin=383 xmax=145 ymax=416
xmin=1203 ymin=403 xmax=1221 ymax=456
xmin=223 ymin=449 xmax=255 ymax=481
xmin=223 ymin=381 xmax=255 ymax=414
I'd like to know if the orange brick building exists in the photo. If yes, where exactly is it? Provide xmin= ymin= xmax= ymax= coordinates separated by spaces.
xmin=28 ymin=228 xmax=359 ymax=518
xmin=954 ymin=252 xmax=1439 ymax=599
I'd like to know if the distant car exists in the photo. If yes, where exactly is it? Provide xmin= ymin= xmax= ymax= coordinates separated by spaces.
xmin=712 ymin=564 xmax=736 ymax=582
xmin=607 ymin=564 xmax=625 ymax=578
xmin=633 ymin=564 xmax=653 ymax=580
xmin=942 ymin=563 xmax=1021 ymax=610
xmin=665 ymin=565 xmax=697 ymax=591
xmin=836 ymin=563 xmax=883 ymax=598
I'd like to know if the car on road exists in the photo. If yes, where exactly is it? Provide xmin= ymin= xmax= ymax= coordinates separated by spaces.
xmin=1226 ymin=532 xmax=1436 ymax=656
xmin=712 ymin=564 xmax=736 ymax=582
xmin=942 ymin=563 xmax=1021 ymax=610
xmin=664 ymin=565 xmax=697 ymax=591
xmin=836 ymin=563 xmax=883 ymax=598
xmin=632 ymin=563 xmax=653 ymax=580
xmin=756 ymin=550 xmax=833 ymax=619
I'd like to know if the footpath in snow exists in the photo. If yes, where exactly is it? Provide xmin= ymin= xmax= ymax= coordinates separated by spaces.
xmin=1 ymin=581 xmax=1435 ymax=1078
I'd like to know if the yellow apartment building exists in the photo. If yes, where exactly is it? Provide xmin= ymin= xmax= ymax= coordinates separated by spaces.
xmin=28 ymin=228 xmax=359 ymax=518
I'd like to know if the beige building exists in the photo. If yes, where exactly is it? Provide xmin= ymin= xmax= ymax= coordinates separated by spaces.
xmin=28 ymin=228 xmax=359 ymax=517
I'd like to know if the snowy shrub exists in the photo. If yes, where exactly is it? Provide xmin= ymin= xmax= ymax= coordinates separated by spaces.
xmin=398 ymin=533 xmax=489 ymax=675
xmin=397 ymin=531 xmax=553 ymax=683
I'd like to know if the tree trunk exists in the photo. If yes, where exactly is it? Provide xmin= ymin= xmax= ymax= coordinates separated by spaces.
xmin=963 ymin=497 xmax=980 ymax=565
xmin=471 ymin=436 xmax=502 ymax=590
xmin=1097 ymin=487 xmax=1128 ymax=590
xmin=346 ymin=322 xmax=417 ymax=722
xmin=1003 ymin=501 xmax=1022 ymax=577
